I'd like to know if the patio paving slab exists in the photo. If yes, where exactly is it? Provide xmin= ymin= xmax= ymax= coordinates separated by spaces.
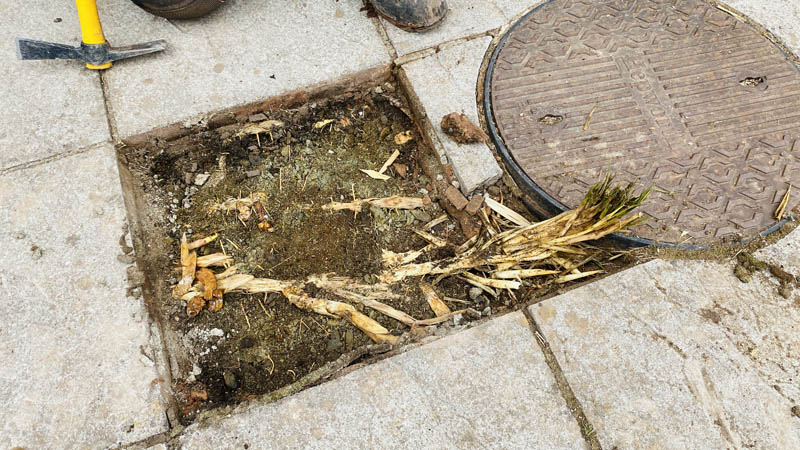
xmin=381 ymin=0 xmax=542 ymax=57
xmin=401 ymin=36 xmax=502 ymax=193
xmin=530 ymin=259 xmax=800 ymax=450
xmin=178 ymin=312 xmax=586 ymax=450
xmin=723 ymin=0 xmax=800 ymax=55
xmin=756 ymin=226 xmax=800 ymax=278
xmin=0 ymin=144 xmax=167 ymax=448
xmin=98 ymin=0 xmax=392 ymax=138
xmin=0 ymin=0 xmax=109 ymax=170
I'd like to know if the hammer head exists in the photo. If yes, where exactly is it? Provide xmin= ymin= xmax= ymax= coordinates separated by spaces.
xmin=16 ymin=38 xmax=166 ymax=68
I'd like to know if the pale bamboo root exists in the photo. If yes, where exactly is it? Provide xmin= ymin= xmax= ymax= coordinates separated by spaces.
xmin=323 ymin=196 xmax=425 ymax=213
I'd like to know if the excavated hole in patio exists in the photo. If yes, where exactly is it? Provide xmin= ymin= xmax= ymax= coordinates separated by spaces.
xmin=117 ymin=76 xmax=639 ymax=424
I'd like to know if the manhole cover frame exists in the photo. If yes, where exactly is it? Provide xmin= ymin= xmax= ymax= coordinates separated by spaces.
xmin=482 ymin=0 xmax=794 ymax=249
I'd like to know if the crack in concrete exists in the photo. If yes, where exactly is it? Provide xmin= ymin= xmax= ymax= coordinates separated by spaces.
xmin=0 ymin=140 xmax=112 ymax=176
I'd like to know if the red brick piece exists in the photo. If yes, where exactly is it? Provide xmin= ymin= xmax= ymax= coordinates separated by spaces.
xmin=445 ymin=185 xmax=469 ymax=210
xmin=465 ymin=194 xmax=484 ymax=215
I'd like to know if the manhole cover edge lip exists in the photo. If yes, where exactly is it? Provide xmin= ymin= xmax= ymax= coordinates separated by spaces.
xmin=481 ymin=0 xmax=794 ymax=250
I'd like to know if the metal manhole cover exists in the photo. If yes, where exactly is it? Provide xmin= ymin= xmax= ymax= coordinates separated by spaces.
xmin=486 ymin=0 xmax=800 ymax=246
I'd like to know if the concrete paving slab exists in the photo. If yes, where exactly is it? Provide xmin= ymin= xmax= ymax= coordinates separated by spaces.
xmin=402 ymin=37 xmax=502 ymax=193
xmin=530 ymin=259 xmax=800 ymax=450
xmin=179 ymin=312 xmax=586 ymax=449
xmin=382 ymin=0 xmax=506 ymax=57
xmin=0 ymin=145 xmax=167 ymax=448
xmin=0 ymin=1 xmax=110 ymax=169
xmin=98 ymin=0 xmax=392 ymax=138
xmin=756 ymin=227 xmax=800 ymax=277
xmin=722 ymin=0 xmax=800 ymax=56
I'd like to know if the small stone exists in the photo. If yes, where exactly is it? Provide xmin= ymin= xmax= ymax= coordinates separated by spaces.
xmin=792 ymin=405 xmax=800 ymax=418
xmin=465 ymin=194 xmax=485 ymax=215
xmin=374 ymin=85 xmax=383 ymax=94
xmin=393 ymin=163 xmax=407 ymax=177
xmin=779 ymin=285 xmax=793 ymax=299
xmin=469 ymin=287 xmax=483 ymax=301
xmin=183 ymin=172 xmax=193 ymax=184
xmin=194 ymin=173 xmax=211 ymax=186
xmin=487 ymin=185 xmax=501 ymax=197
xmin=482 ymin=306 xmax=492 ymax=316
xmin=248 ymin=113 xmax=268 ymax=122
xmin=245 ymin=169 xmax=261 ymax=178
xmin=465 ymin=308 xmax=482 ymax=320
xmin=117 ymin=254 xmax=136 ymax=265
xmin=345 ymin=330 xmax=354 ymax=349
xmin=453 ymin=313 xmax=465 ymax=326
xmin=30 ymin=245 xmax=43 ymax=260
xmin=280 ymin=146 xmax=291 ymax=158
xmin=412 ymin=210 xmax=433 ymax=223
xmin=327 ymin=335 xmax=342 ymax=352
xmin=223 ymin=371 xmax=238 ymax=389
xmin=445 ymin=186 xmax=469 ymax=210
xmin=451 ymin=180 xmax=460 ymax=190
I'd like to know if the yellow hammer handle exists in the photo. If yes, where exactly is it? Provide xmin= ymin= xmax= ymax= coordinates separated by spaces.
xmin=76 ymin=0 xmax=112 ymax=69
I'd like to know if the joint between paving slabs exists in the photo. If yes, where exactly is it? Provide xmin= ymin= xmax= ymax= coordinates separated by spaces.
xmin=99 ymin=70 xmax=120 ymax=142
xmin=521 ymin=307 xmax=603 ymax=450
xmin=370 ymin=14 xmax=398 ymax=60
xmin=393 ymin=28 xmax=500 ymax=66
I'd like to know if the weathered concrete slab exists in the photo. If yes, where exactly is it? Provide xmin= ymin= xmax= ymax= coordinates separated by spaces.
xmin=179 ymin=312 xmax=586 ymax=449
xmin=530 ymin=259 xmax=800 ymax=450
xmin=98 ymin=0 xmax=391 ymax=138
xmin=401 ymin=37 xmax=502 ymax=194
xmin=723 ymin=0 xmax=800 ymax=55
xmin=0 ymin=145 xmax=168 ymax=448
xmin=0 ymin=1 xmax=110 ymax=169
xmin=381 ymin=0 xmax=545 ymax=57
xmin=382 ymin=0 xmax=506 ymax=56
xmin=756 ymin=227 xmax=800 ymax=278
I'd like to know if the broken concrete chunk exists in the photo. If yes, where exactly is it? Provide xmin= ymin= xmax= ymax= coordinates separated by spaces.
xmin=465 ymin=194 xmax=485 ymax=216
xmin=194 ymin=173 xmax=211 ymax=186
xmin=440 ymin=112 xmax=489 ymax=144
xmin=245 ymin=169 xmax=261 ymax=178
xmin=445 ymin=185 xmax=469 ymax=210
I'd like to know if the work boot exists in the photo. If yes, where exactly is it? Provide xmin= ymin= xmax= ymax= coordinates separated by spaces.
xmin=370 ymin=0 xmax=448 ymax=32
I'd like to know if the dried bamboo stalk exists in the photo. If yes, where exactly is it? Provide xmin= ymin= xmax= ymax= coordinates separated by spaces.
xmin=283 ymin=287 xmax=398 ymax=345
xmin=323 ymin=196 xmax=425 ymax=212
xmin=333 ymin=289 xmax=417 ymax=327
xmin=419 ymin=283 xmax=451 ymax=317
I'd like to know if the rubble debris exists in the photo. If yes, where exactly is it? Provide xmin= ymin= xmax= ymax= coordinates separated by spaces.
xmin=194 ymin=173 xmax=210 ymax=186
xmin=444 ymin=185 xmax=469 ymax=210
xmin=440 ymin=112 xmax=489 ymax=144
xmin=465 ymin=194 xmax=484 ymax=215
xmin=393 ymin=163 xmax=407 ymax=177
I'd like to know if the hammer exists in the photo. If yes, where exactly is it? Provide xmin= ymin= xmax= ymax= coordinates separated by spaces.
xmin=16 ymin=0 xmax=166 ymax=70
